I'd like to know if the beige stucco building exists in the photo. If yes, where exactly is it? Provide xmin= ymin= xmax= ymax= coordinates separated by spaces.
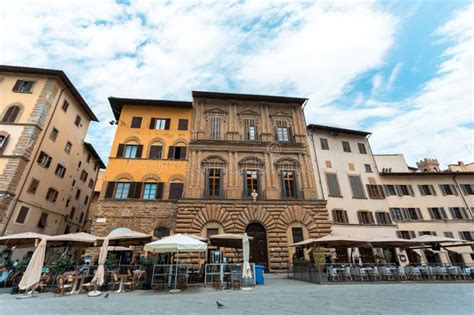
xmin=0 ymin=65 xmax=104 ymax=237
xmin=308 ymin=124 xmax=473 ymax=266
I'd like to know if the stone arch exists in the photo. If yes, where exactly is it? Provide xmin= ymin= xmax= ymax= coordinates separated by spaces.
xmin=200 ymin=221 xmax=225 ymax=238
xmin=233 ymin=206 xmax=276 ymax=232
xmin=238 ymin=156 xmax=265 ymax=169
xmin=113 ymin=172 xmax=134 ymax=181
xmin=280 ymin=207 xmax=318 ymax=237
xmin=168 ymin=174 xmax=185 ymax=183
xmin=1 ymin=102 xmax=24 ymax=123
xmin=172 ymin=138 xmax=188 ymax=147
xmin=274 ymin=157 xmax=299 ymax=169
xmin=190 ymin=206 xmax=234 ymax=233
xmin=140 ymin=173 xmax=162 ymax=182
xmin=122 ymin=135 xmax=141 ymax=145
xmin=201 ymin=155 xmax=227 ymax=167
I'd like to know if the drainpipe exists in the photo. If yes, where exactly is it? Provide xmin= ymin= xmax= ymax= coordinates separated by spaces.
xmin=1 ymin=88 xmax=65 ymax=235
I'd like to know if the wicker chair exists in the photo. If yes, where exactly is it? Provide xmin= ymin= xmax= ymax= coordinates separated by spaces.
xmin=37 ymin=273 xmax=52 ymax=292
xmin=123 ymin=273 xmax=138 ymax=291
xmin=55 ymin=275 xmax=73 ymax=296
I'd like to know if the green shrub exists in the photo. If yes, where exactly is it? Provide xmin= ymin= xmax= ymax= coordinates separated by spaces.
xmin=105 ymin=253 xmax=119 ymax=271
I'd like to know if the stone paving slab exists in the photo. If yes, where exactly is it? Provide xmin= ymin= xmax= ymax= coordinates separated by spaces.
xmin=0 ymin=279 xmax=472 ymax=315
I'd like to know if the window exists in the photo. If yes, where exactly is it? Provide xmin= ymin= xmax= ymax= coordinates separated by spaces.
xmin=46 ymin=188 xmax=58 ymax=202
xmin=84 ymin=195 xmax=89 ymax=205
xmin=389 ymin=208 xmax=422 ymax=221
xmin=357 ymin=143 xmax=367 ymax=154
xmin=115 ymin=182 xmax=131 ymax=199
xmin=460 ymin=184 xmax=474 ymax=195
xmin=65 ymin=141 xmax=72 ymax=154
xmin=244 ymin=119 xmax=257 ymax=141
xmin=206 ymin=168 xmax=222 ymax=197
xmin=66 ymin=198 xmax=70 ymax=207
xmin=79 ymin=212 xmax=84 ymax=223
xmin=206 ymin=228 xmax=219 ymax=238
xmin=131 ymin=117 xmax=142 ymax=128
xmin=342 ymin=141 xmax=351 ymax=152
xmin=244 ymin=170 xmax=259 ymax=197
xmin=281 ymin=170 xmax=297 ymax=198
xmin=13 ymin=80 xmax=35 ymax=93
xmin=210 ymin=116 xmax=221 ymax=140
xmin=37 ymin=212 xmax=48 ymax=228
xmin=444 ymin=232 xmax=454 ymax=238
xmin=169 ymin=182 xmax=184 ymax=199
xmin=291 ymin=227 xmax=304 ymax=259
xmin=276 ymin=121 xmax=290 ymax=142
xmin=390 ymin=208 xmax=404 ymax=221
xmin=439 ymin=184 xmax=457 ymax=196
xmin=449 ymin=207 xmax=470 ymax=220
xmin=325 ymin=173 xmax=342 ymax=197
xmin=459 ymin=231 xmax=473 ymax=241
xmin=150 ymin=118 xmax=170 ymax=130
xmin=2 ymin=105 xmax=21 ymax=123
xmin=419 ymin=231 xmax=437 ymax=236
xmin=375 ymin=212 xmax=392 ymax=225
xmin=124 ymin=144 xmax=138 ymax=158
xmin=348 ymin=175 xmax=366 ymax=198
xmin=357 ymin=211 xmax=374 ymax=224
xmin=27 ymin=178 xmax=39 ymax=194
xmin=418 ymin=185 xmax=436 ymax=196
xmin=428 ymin=207 xmax=448 ymax=220
xmin=332 ymin=209 xmax=348 ymax=224
xmin=407 ymin=208 xmax=423 ymax=220
xmin=364 ymin=164 xmax=372 ymax=173
xmin=154 ymin=227 xmax=170 ymax=239
xmin=143 ymin=183 xmax=157 ymax=200
xmin=149 ymin=145 xmax=163 ymax=159
xmin=72 ymin=180 xmax=76 ymax=187
xmin=366 ymin=185 xmax=385 ymax=199
xmin=74 ymin=115 xmax=82 ymax=127
xmin=61 ymin=100 xmax=69 ymax=112
xmin=87 ymin=154 xmax=91 ymax=163
xmin=0 ymin=134 xmax=9 ymax=152
xmin=15 ymin=206 xmax=29 ymax=224
xmin=80 ymin=170 xmax=88 ymax=182
xmin=78 ymin=161 xmax=82 ymax=168
xmin=55 ymin=164 xmax=66 ymax=178
xmin=70 ymin=207 xmax=76 ymax=220
xmin=383 ymin=185 xmax=397 ymax=196
xmin=168 ymin=146 xmax=187 ymax=160
xmin=396 ymin=230 xmax=416 ymax=239
xmin=49 ymin=128 xmax=59 ymax=141
xmin=88 ymin=179 xmax=94 ymax=189
xmin=320 ymin=138 xmax=329 ymax=150
xmin=75 ymin=189 xmax=81 ymax=200
xmin=178 ymin=119 xmax=189 ymax=131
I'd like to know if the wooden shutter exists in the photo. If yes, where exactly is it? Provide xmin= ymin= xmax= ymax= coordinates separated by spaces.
xmin=149 ymin=118 xmax=156 ymax=129
xmin=418 ymin=185 xmax=425 ymax=196
xmin=178 ymin=119 xmax=188 ymax=131
xmin=165 ymin=119 xmax=171 ymax=130
xmin=326 ymin=173 xmax=340 ymax=197
xmin=169 ymin=183 xmax=184 ymax=199
xmin=116 ymin=144 xmax=125 ymax=158
xmin=415 ymin=208 xmax=423 ymax=220
xmin=204 ymin=168 xmax=210 ymax=197
xmin=368 ymin=212 xmax=375 ymax=224
xmin=218 ymin=169 xmax=224 ymax=197
xmin=131 ymin=117 xmax=142 ymax=128
xmin=149 ymin=145 xmax=162 ymax=159
xmin=45 ymin=156 xmax=52 ymax=168
xmin=179 ymin=147 xmax=187 ymax=160
xmin=128 ymin=183 xmax=136 ymax=199
xmin=134 ymin=182 xmax=142 ymax=199
xmin=396 ymin=185 xmax=403 ymax=196
xmin=168 ymin=146 xmax=175 ymax=159
xmin=156 ymin=182 xmax=164 ymax=199
xmin=440 ymin=207 xmax=448 ymax=219
xmin=136 ymin=145 xmax=143 ymax=158
xmin=105 ymin=182 xmax=115 ymax=198
xmin=389 ymin=208 xmax=396 ymax=221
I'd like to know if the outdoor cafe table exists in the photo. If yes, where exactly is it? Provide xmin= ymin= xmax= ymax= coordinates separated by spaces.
xmin=70 ymin=275 xmax=90 ymax=294
xmin=116 ymin=274 xmax=129 ymax=293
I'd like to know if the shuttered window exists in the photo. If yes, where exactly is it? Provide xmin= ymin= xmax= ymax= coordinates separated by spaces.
xmin=37 ymin=151 xmax=52 ymax=168
xmin=169 ymin=182 xmax=184 ymax=199
xmin=131 ymin=117 xmax=142 ymax=128
xmin=210 ymin=116 xmax=221 ymax=140
xmin=366 ymin=185 xmax=385 ymax=199
xmin=206 ymin=168 xmax=222 ymax=197
xmin=281 ymin=170 xmax=297 ymax=198
xmin=16 ymin=206 xmax=29 ymax=224
xmin=390 ymin=208 xmax=405 ymax=221
xmin=375 ymin=212 xmax=392 ymax=225
xmin=27 ymin=178 xmax=40 ymax=194
xmin=150 ymin=118 xmax=170 ymax=130
xmin=332 ymin=210 xmax=349 ymax=223
xmin=428 ymin=207 xmax=448 ymax=220
xmin=383 ymin=185 xmax=397 ymax=196
xmin=325 ymin=173 xmax=342 ymax=197
xmin=357 ymin=211 xmax=374 ymax=224
xmin=37 ymin=212 xmax=48 ymax=228
xmin=143 ymin=183 xmax=157 ymax=200
xmin=342 ymin=141 xmax=351 ymax=152
xmin=459 ymin=231 xmax=474 ymax=241
xmin=46 ymin=188 xmax=58 ymax=202
xmin=449 ymin=207 xmax=469 ymax=220
xmin=460 ymin=184 xmax=474 ymax=195
xmin=178 ymin=119 xmax=189 ymax=131
xmin=357 ymin=143 xmax=367 ymax=154
xmin=396 ymin=231 xmax=416 ymax=239
xmin=418 ymin=185 xmax=437 ymax=196
xmin=115 ymin=182 xmax=131 ymax=199
xmin=149 ymin=145 xmax=163 ymax=159
xmin=168 ymin=146 xmax=187 ymax=160
xmin=320 ymin=138 xmax=329 ymax=150
xmin=244 ymin=119 xmax=257 ymax=141
xmin=348 ymin=175 xmax=366 ymax=198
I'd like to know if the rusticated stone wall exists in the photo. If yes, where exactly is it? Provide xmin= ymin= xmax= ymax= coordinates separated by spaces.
xmin=176 ymin=199 xmax=331 ymax=271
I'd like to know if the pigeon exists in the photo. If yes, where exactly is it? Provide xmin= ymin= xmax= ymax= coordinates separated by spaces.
xmin=216 ymin=301 xmax=224 ymax=309
xmin=104 ymin=292 xmax=109 ymax=298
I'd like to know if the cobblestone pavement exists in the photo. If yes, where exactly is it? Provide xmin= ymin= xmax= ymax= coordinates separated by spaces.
xmin=0 ymin=279 xmax=473 ymax=315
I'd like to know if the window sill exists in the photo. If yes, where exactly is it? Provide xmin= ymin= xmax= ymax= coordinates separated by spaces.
xmin=12 ymin=91 xmax=33 ymax=94
xmin=328 ymin=195 xmax=343 ymax=198
xmin=352 ymin=197 xmax=368 ymax=200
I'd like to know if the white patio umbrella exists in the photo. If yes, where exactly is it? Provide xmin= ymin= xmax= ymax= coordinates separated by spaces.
xmin=242 ymin=233 xmax=252 ymax=290
xmin=144 ymin=234 xmax=207 ymax=292
xmin=18 ymin=239 xmax=47 ymax=291
xmin=0 ymin=232 xmax=47 ymax=247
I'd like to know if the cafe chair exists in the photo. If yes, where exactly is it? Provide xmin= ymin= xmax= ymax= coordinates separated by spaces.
xmin=370 ymin=267 xmax=382 ymax=281
xmin=327 ymin=266 xmax=341 ymax=282
xmin=343 ymin=267 xmax=352 ymax=281
xmin=397 ymin=266 xmax=408 ymax=281
xmin=55 ymin=275 xmax=73 ymax=296
xmin=123 ymin=272 xmax=138 ymax=291
xmin=37 ymin=273 xmax=52 ymax=292
xmin=109 ymin=273 xmax=120 ymax=291
xmin=80 ymin=279 xmax=97 ymax=293
xmin=153 ymin=278 xmax=165 ymax=291
xmin=381 ymin=267 xmax=395 ymax=281
xmin=212 ymin=279 xmax=222 ymax=290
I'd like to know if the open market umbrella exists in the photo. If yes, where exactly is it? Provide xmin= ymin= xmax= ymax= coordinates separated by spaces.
xmin=0 ymin=232 xmax=47 ymax=248
xmin=410 ymin=235 xmax=467 ymax=244
xmin=209 ymin=233 xmax=254 ymax=249
xmin=291 ymin=235 xmax=371 ymax=248
xmin=144 ymin=234 xmax=207 ymax=292
xmin=18 ymin=239 xmax=47 ymax=291
xmin=368 ymin=237 xmax=421 ymax=248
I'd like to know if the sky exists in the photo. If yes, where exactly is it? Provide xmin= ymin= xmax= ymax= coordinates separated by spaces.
xmin=0 ymin=0 xmax=473 ymax=167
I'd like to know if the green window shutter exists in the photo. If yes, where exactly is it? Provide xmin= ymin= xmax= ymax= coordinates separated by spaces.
xmin=105 ymin=182 xmax=115 ymax=198
xmin=116 ymin=144 xmax=125 ymax=158
xmin=149 ymin=118 xmax=156 ymax=129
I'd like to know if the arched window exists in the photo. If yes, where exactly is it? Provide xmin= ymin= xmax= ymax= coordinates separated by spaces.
xmin=2 ymin=105 xmax=20 ymax=123
xmin=154 ymin=227 xmax=170 ymax=239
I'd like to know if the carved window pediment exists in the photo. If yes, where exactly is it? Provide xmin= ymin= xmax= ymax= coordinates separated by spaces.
xmin=238 ymin=109 xmax=259 ymax=116
xmin=274 ymin=157 xmax=299 ymax=169
xmin=270 ymin=110 xmax=291 ymax=118
xmin=201 ymin=155 xmax=227 ymax=168
xmin=239 ymin=156 xmax=265 ymax=169
xmin=204 ymin=107 xmax=227 ymax=115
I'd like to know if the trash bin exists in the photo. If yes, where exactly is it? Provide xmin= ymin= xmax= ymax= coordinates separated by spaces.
xmin=255 ymin=265 xmax=265 ymax=285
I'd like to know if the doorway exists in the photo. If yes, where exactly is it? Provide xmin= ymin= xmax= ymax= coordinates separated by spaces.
xmin=245 ymin=222 xmax=269 ymax=271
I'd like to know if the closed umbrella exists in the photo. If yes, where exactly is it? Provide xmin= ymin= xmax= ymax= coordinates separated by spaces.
xmin=242 ymin=233 xmax=252 ymax=289
xmin=144 ymin=234 xmax=207 ymax=292
xmin=90 ymin=237 xmax=108 ymax=295
xmin=18 ymin=239 xmax=47 ymax=291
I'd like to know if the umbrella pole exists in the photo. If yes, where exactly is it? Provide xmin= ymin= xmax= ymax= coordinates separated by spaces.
xmin=175 ymin=250 xmax=179 ymax=290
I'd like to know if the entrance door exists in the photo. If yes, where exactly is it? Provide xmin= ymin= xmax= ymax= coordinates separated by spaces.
xmin=245 ymin=222 xmax=269 ymax=271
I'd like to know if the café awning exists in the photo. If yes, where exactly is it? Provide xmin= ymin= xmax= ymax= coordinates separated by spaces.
xmin=410 ymin=235 xmax=467 ymax=244
xmin=291 ymin=235 xmax=371 ymax=248
xmin=368 ymin=237 xmax=421 ymax=248
xmin=144 ymin=234 xmax=207 ymax=253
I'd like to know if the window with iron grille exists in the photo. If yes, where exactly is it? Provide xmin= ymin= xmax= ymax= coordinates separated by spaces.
xmin=27 ymin=178 xmax=39 ymax=194
xmin=37 ymin=212 xmax=48 ymax=228
xmin=37 ymin=151 xmax=52 ymax=168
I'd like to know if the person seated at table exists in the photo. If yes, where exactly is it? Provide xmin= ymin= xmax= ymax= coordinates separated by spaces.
xmin=79 ymin=262 xmax=90 ymax=275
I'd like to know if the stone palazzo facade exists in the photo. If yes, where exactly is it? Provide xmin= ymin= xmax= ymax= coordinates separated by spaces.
xmin=92 ymin=91 xmax=331 ymax=272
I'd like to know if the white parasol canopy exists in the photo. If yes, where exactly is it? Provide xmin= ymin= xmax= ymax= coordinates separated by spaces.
xmin=144 ymin=234 xmax=207 ymax=253
xmin=0 ymin=232 xmax=47 ymax=247
xmin=18 ymin=239 xmax=47 ymax=290
xmin=242 ymin=233 xmax=252 ymax=280
xmin=291 ymin=235 xmax=371 ymax=248
xmin=410 ymin=235 xmax=467 ymax=244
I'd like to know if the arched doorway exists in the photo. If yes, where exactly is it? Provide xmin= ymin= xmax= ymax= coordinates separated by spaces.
xmin=245 ymin=222 xmax=269 ymax=271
